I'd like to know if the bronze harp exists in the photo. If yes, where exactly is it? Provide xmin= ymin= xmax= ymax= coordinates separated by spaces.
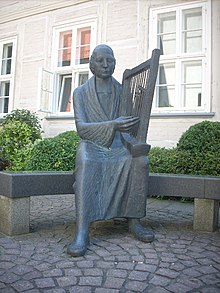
xmin=121 ymin=49 xmax=160 ymax=157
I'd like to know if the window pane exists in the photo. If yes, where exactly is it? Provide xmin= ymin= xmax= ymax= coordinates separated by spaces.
xmin=157 ymin=12 xmax=176 ymax=55
xmin=0 ymin=98 xmax=9 ymax=113
xmin=183 ymin=60 xmax=202 ymax=107
xmin=58 ymin=31 xmax=72 ymax=67
xmin=183 ymin=8 xmax=202 ymax=53
xmin=183 ymin=61 xmax=202 ymax=84
xmin=183 ymin=30 xmax=202 ymax=53
xmin=1 ymin=43 xmax=13 ymax=75
xmin=78 ymin=72 xmax=88 ymax=86
xmin=75 ymin=27 xmax=91 ymax=64
xmin=159 ymin=63 xmax=175 ymax=85
xmin=184 ymin=8 xmax=202 ymax=30
xmin=59 ymin=75 xmax=72 ymax=112
xmin=183 ymin=85 xmax=202 ymax=107
xmin=0 ymin=81 xmax=10 ymax=113
xmin=158 ymin=86 xmax=175 ymax=107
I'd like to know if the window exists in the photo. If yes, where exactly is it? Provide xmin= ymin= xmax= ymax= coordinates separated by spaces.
xmin=150 ymin=2 xmax=210 ymax=113
xmin=0 ymin=38 xmax=16 ymax=115
xmin=39 ymin=22 xmax=95 ymax=114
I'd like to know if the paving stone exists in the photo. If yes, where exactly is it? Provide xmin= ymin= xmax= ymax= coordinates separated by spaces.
xmin=43 ymin=268 xmax=63 ymax=277
xmin=178 ymin=276 xmax=204 ymax=289
xmin=22 ymin=289 xmax=41 ymax=293
xmin=34 ymin=277 xmax=56 ymax=288
xmin=0 ymin=281 xmax=6 ymax=289
xmin=106 ymin=268 xmax=128 ymax=278
xmin=94 ymin=249 xmax=112 ymax=257
xmin=155 ymin=268 xmax=180 ymax=279
xmin=96 ymin=261 xmax=115 ymax=269
xmin=146 ymin=286 xmax=170 ymax=293
xmin=166 ymin=282 xmax=192 ymax=293
xmin=196 ymin=265 xmax=219 ymax=274
xmin=44 ymin=289 xmax=66 ymax=293
xmin=95 ymin=289 xmax=119 ymax=293
xmin=79 ymin=276 xmax=103 ymax=286
xmin=0 ymin=262 xmax=15 ymax=269
xmin=56 ymin=276 xmax=77 ymax=287
xmin=0 ymin=288 xmax=17 ymax=293
xmin=149 ymin=275 xmax=171 ymax=286
xmin=83 ymin=268 xmax=103 ymax=276
xmin=199 ymin=274 xmax=220 ymax=285
xmin=128 ymin=270 xmax=149 ymax=281
xmin=116 ymin=261 xmax=135 ymax=270
xmin=69 ymin=286 xmax=92 ymax=293
xmin=77 ymin=260 xmax=94 ymax=268
xmin=135 ymin=263 xmax=157 ymax=273
xmin=10 ymin=264 xmax=34 ymax=275
xmin=11 ymin=280 xmax=34 ymax=292
xmin=104 ymin=277 xmax=125 ymax=289
xmin=64 ymin=268 xmax=82 ymax=276
xmin=23 ymin=270 xmax=42 ymax=280
xmin=0 ymin=272 xmax=20 ymax=284
xmin=125 ymin=280 xmax=148 ymax=292
xmin=200 ymin=287 xmax=220 ymax=293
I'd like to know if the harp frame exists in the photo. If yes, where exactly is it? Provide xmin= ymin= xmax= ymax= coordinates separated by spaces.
xmin=121 ymin=49 xmax=160 ymax=157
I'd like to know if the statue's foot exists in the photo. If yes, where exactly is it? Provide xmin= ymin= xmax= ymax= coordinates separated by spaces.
xmin=128 ymin=218 xmax=155 ymax=243
xmin=67 ymin=234 xmax=89 ymax=257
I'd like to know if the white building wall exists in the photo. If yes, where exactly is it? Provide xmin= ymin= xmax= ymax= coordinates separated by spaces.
xmin=0 ymin=0 xmax=219 ymax=147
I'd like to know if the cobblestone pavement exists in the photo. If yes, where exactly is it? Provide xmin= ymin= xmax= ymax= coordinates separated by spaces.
xmin=0 ymin=195 xmax=220 ymax=293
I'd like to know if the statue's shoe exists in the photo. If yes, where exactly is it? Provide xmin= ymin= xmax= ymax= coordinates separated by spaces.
xmin=67 ymin=240 xmax=88 ymax=257
xmin=129 ymin=220 xmax=155 ymax=243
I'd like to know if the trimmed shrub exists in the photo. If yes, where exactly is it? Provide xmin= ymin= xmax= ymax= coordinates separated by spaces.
xmin=177 ymin=120 xmax=220 ymax=154
xmin=149 ymin=121 xmax=220 ymax=177
xmin=26 ymin=131 xmax=80 ymax=171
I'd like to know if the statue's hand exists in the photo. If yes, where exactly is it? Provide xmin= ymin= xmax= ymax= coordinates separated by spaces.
xmin=113 ymin=116 xmax=140 ymax=132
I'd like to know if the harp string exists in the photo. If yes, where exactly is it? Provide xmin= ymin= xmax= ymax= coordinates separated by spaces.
xmin=127 ymin=69 xmax=149 ymax=138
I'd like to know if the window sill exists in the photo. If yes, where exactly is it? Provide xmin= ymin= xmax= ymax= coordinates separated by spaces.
xmin=45 ymin=114 xmax=74 ymax=120
xmin=151 ymin=112 xmax=215 ymax=118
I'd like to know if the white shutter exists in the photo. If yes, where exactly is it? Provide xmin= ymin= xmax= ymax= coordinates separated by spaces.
xmin=37 ymin=67 xmax=54 ymax=112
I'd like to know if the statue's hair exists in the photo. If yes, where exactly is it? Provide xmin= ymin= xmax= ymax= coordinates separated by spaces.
xmin=89 ymin=44 xmax=115 ymax=75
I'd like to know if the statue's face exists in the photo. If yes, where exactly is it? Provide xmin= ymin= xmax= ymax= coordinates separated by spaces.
xmin=91 ymin=47 xmax=115 ymax=79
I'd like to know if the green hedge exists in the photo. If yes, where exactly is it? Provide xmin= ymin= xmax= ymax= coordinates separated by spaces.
xmin=26 ymin=131 xmax=80 ymax=171
xmin=149 ymin=148 xmax=220 ymax=176
xmin=149 ymin=121 xmax=220 ymax=177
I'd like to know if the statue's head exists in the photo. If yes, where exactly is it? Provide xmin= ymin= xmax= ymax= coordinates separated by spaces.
xmin=90 ymin=44 xmax=116 ymax=79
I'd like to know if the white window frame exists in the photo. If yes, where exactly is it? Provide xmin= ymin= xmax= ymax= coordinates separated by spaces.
xmin=0 ymin=36 xmax=17 ymax=117
xmin=149 ymin=1 xmax=211 ymax=114
xmin=49 ymin=20 xmax=96 ymax=115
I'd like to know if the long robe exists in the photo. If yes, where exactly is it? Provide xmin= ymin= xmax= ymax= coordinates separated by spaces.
xmin=73 ymin=76 xmax=148 ymax=224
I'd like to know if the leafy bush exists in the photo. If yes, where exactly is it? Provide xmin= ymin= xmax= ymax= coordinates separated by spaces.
xmin=0 ymin=121 xmax=34 ymax=171
xmin=26 ymin=131 xmax=80 ymax=171
xmin=2 ymin=109 xmax=42 ymax=142
xmin=0 ymin=109 xmax=42 ymax=171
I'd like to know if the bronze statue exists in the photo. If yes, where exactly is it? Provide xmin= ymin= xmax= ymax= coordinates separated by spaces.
xmin=67 ymin=44 xmax=159 ymax=257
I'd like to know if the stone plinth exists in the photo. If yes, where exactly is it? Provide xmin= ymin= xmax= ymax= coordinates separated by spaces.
xmin=193 ymin=198 xmax=219 ymax=232
xmin=0 ymin=195 xmax=30 ymax=235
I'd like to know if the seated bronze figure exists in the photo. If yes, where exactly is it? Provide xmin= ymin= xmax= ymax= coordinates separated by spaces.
xmin=67 ymin=44 xmax=160 ymax=257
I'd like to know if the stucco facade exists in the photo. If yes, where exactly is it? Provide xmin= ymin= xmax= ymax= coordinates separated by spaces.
xmin=0 ymin=0 xmax=219 ymax=147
